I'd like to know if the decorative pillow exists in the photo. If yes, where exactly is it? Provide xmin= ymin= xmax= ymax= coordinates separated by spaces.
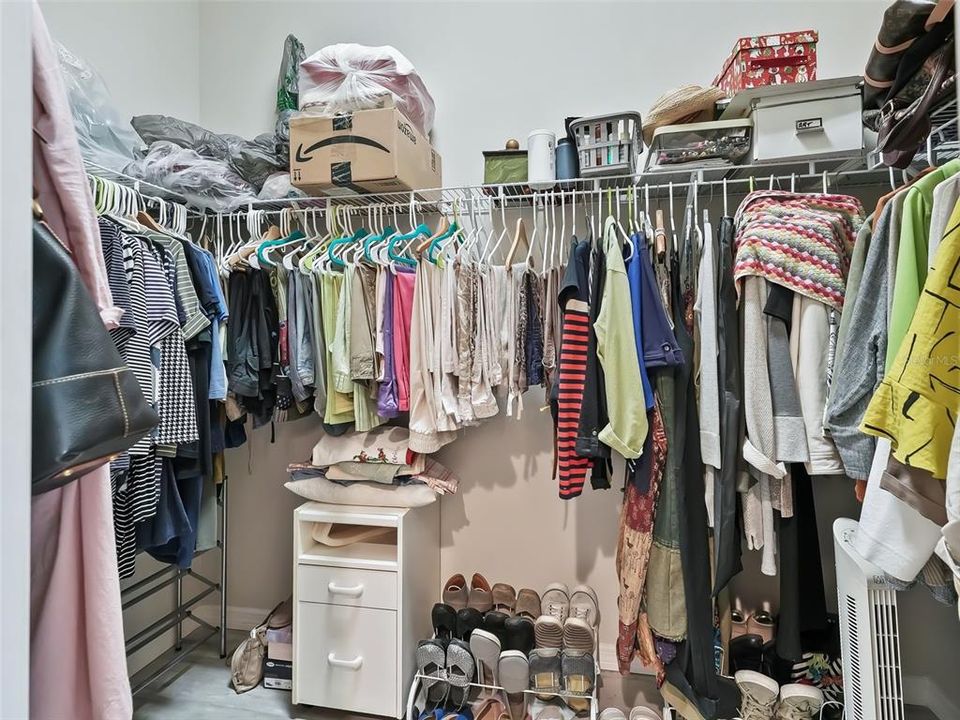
xmin=284 ymin=476 xmax=437 ymax=508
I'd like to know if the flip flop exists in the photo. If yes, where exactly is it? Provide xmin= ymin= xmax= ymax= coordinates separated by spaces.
xmin=470 ymin=629 xmax=501 ymax=687
xmin=498 ymin=650 xmax=529 ymax=720
xmin=417 ymin=639 xmax=449 ymax=708
xmin=446 ymin=639 xmax=476 ymax=709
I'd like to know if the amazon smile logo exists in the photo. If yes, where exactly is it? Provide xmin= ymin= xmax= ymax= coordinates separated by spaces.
xmin=295 ymin=135 xmax=391 ymax=163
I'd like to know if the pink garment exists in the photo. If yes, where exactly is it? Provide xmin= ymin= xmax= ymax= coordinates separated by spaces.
xmin=392 ymin=269 xmax=415 ymax=412
xmin=32 ymin=2 xmax=120 ymax=329
xmin=31 ymin=4 xmax=132 ymax=719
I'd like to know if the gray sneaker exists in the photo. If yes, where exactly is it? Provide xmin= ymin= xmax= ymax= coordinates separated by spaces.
xmin=775 ymin=684 xmax=823 ymax=720
xmin=561 ymin=651 xmax=595 ymax=713
xmin=735 ymin=670 xmax=779 ymax=720
xmin=528 ymin=648 xmax=562 ymax=699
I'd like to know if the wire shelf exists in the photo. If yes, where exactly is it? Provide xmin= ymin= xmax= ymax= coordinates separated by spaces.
xmin=87 ymin=96 xmax=957 ymax=217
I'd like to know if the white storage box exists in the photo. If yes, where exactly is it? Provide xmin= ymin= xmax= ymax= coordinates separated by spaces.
xmin=644 ymin=119 xmax=752 ymax=173
xmin=721 ymin=76 xmax=863 ymax=162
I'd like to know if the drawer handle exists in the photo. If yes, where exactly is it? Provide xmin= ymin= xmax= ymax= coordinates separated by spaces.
xmin=327 ymin=653 xmax=363 ymax=670
xmin=327 ymin=582 xmax=364 ymax=597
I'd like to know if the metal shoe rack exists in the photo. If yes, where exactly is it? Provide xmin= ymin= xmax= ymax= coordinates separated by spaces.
xmin=123 ymin=474 xmax=229 ymax=695
xmin=405 ymin=660 xmax=602 ymax=720
xmin=85 ymin=166 xmax=230 ymax=695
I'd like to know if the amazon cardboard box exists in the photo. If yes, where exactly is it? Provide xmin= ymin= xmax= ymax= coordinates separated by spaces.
xmin=289 ymin=104 xmax=442 ymax=196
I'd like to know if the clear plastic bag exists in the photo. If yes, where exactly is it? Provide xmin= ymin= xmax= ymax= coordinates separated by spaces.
xmin=131 ymin=115 xmax=283 ymax=191
xmin=56 ymin=42 xmax=143 ymax=171
xmin=298 ymin=43 xmax=435 ymax=136
xmin=125 ymin=141 xmax=257 ymax=213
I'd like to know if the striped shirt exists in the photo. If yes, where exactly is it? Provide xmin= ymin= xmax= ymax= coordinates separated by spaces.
xmin=557 ymin=298 xmax=594 ymax=499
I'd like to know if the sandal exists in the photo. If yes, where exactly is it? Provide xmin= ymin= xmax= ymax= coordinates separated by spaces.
xmin=417 ymin=639 xmax=449 ymax=709
xmin=446 ymin=639 xmax=476 ymax=709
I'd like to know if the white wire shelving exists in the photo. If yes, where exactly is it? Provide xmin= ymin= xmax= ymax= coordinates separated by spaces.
xmin=85 ymin=97 xmax=957 ymax=220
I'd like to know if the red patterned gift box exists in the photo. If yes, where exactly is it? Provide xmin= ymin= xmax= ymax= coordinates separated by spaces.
xmin=713 ymin=30 xmax=818 ymax=95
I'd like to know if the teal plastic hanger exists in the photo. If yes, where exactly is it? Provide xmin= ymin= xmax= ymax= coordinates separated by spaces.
xmin=364 ymin=225 xmax=396 ymax=263
xmin=327 ymin=227 xmax=368 ymax=268
xmin=256 ymin=229 xmax=305 ymax=267
xmin=427 ymin=221 xmax=460 ymax=264
xmin=387 ymin=223 xmax=430 ymax=267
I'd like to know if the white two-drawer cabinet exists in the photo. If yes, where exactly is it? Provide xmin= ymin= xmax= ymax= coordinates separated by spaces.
xmin=292 ymin=502 xmax=440 ymax=717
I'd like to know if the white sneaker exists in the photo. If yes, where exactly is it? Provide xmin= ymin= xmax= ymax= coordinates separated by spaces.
xmin=628 ymin=707 xmax=662 ymax=720
xmin=568 ymin=584 xmax=600 ymax=627
xmin=775 ymin=684 xmax=823 ymax=720
xmin=540 ymin=583 xmax=569 ymax=622
xmin=598 ymin=708 xmax=627 ymax=720
xmin=734 ymin=670 xmax=779 ymax=720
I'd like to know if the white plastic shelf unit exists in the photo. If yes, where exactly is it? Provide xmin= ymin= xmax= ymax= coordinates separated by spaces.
xmin=293 ymin=502 xmax=440 ymax=719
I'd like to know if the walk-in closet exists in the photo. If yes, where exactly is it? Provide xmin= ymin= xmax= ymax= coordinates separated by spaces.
xmin=4 ymin=2 xmax=960 ymax=719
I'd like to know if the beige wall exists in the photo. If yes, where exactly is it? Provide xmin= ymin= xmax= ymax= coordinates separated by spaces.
xmin=34 ymin=0 xmax=960 ymax=713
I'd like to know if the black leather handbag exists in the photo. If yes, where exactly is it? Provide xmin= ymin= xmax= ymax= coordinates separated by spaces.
xmin=876 ymin=38 xmax=956 ymax=168
xmin=32 ymin=217 xmax=159 ymax=493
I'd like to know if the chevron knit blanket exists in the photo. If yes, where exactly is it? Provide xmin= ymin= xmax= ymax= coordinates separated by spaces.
xmin=733 ymin=191 xmax=866 ymax=310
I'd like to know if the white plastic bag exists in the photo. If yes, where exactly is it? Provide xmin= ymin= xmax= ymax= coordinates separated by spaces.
xmin=298 ymin=43 xmax=435 ymax=136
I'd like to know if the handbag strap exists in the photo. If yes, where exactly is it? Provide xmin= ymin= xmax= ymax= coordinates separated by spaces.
xmin=926 ymin=0 xmax=955 ymax=29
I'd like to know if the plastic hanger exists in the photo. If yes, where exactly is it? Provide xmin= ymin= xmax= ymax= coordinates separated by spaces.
xmin=327 ymin=224 xmax=368 ymax=269
xmin=259 ymin=228 xmax=306 ymax=267
xmin=427 ymin=199 xmax=462 ymax=264
xmin=388 ymin=199 xmax=429 ymax=268
xmin=524 ymin=195 xmax=541 ymax=270
xmin=614 ymin=189 xmax=632 ymax=251
xmin=483 ymin=189 xmax=509 ymax=266
xmin=504 ymin=216 xmax=528 ymax=267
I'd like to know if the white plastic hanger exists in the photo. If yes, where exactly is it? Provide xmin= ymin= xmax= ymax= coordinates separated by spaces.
xmin=484 ymin=189 xmax=509 ymax=265
xmin=558 ymin=190 xmax=567 ymax=267
xmin=523 ymin=194 xmax=540 ymax=269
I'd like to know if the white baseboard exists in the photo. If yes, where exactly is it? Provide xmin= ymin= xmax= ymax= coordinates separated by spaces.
xmin=193 ymin=604 xmax=271 ymax=632
xmin=904 ymin=674 xmax=960 ymax=720
xmin=597 ymin=642 xmax=655 ymax=675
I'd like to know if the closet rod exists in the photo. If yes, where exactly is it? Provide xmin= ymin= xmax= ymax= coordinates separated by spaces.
xmin=235 ymin=166 xmax=894 ymax=220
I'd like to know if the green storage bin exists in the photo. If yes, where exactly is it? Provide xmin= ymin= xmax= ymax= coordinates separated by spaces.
xmin=483 ymin=150 xmax=527 ymax=185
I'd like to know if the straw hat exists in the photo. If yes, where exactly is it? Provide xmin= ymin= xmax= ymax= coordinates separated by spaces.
xmin=643 ymin=84 xmax=728 ymax=145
